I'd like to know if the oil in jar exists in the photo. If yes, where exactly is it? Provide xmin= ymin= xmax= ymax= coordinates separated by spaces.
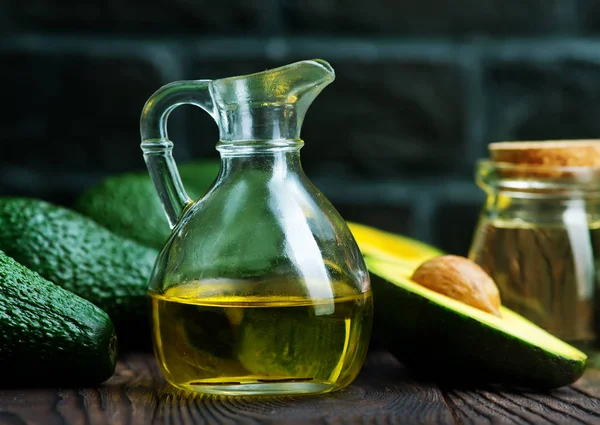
xmin=150 ymin=280 xmax=373 ymax=396
xmin=469 ymin=218 xmax=600 ymax=348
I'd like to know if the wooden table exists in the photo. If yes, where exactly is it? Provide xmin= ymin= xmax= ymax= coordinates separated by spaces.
xmin=1 ymin=351 xmax=599 ymax=424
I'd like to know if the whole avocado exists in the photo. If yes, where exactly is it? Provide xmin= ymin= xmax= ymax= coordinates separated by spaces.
xmin=0 ymin=197 xmax=158 ymax=348
xmin=75 ymin=160 xmax=220 ymax=249
xmin=0 ymin=250 xmax=117 ymax=387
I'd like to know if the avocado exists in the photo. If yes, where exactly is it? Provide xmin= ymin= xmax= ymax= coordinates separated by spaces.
xmin=0 ymin=250 xmax=117 ymax=387
xmin=74 ymin=162 xmax=441 ymax=274
xmin=0 ymin=197 xmax=158 ymax=348
xmin=366 ymin=257 xmax=587 ymax=389
xmin=75 ymin=160 xmax=220 ymax=249
xmin=347 ymin=222 xmax=443 ymax=268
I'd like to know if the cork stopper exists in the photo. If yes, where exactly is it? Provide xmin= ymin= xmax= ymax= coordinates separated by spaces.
xmin=488 ymin=140 xmax=600 ymax=178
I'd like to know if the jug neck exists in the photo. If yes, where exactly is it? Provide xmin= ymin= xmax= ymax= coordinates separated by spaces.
xmin=217 ymin=142 xmax=305 ymax=176
xmin=216 ymin=104 xmax=302 ymax=142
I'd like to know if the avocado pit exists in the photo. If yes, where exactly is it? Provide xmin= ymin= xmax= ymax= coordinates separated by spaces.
xmin=411 ymin=255 xmax=502 ymax=317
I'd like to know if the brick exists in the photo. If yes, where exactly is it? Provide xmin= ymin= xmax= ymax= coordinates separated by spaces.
xmin=0 ymin=49 xmax=173 ymax=201
xmin=332 ymin=202 xmax=414 ymax=239
xmin=578 ymin=1 xmax=600 ymax=33
xmin=0 ymin=167 xmax=97 ymax=207
xmin=7 ymin=0 xmax=266 ymax=33
xmin=186 ymin=57 xmax=468 ymax=177
xmin=483 ymin=52 xmax=600 ymax=150
xmin=0 ymin=3 xmax=16 ymax=35
xmin=433 ymin=201 xmax=482 ymax=256
xmin=282 ymin=0 xmax=569 ymax=35
xmin=302 ymin=59 xmax=467 ymax=177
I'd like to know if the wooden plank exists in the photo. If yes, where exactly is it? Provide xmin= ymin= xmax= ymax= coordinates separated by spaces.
xmin=153 ymin=352 xmax=455 ymax=425
xmin=0 ymin=353 xmax=160 ymax=425
xmin=572 ymin=368 xmax=600 ymax=399
xmin=3 ymin=350 xmax=599 ymax=425
xmin=0 ymin=351 xmax=454 ymax=425
xmin=442 ymin=370 xmax=600 ymax=425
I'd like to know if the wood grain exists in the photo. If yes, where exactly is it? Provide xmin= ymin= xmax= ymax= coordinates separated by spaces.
xmin=0 ymin=351 xmax=598 ymax=425
xmin=442 ymin=370 xmax=600 ymax=425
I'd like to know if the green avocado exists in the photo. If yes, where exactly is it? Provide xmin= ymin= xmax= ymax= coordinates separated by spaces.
xmin=0 ymin=197 xmax=158 ymax=348
xmin=366 ymin=257 xmax=587 ymax=389
xmin=74 ymin=160 xmax=220 ymax=250
xmin=0 ymin=250 xmax=117 ymax=386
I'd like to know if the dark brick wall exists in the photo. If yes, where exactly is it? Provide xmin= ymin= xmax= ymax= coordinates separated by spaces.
xmin=2 ymin=1 xmax=597 ymax=255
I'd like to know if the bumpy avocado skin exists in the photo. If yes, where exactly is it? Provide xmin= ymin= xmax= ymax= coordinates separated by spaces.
xmin=74 ymin=161 xmax=220 ymax=250
xmin=0 ymin=197 xmax=158 ymax=348
xmin=370 ymin=272 xmax=586 ymax=390
xmin=0 ymin=250 xmax=117 ymax=387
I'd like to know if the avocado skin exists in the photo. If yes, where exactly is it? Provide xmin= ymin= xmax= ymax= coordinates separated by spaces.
xmin=0 ymin=250 xmax=117 ymax=387
xmin=370 ymin=273 xmax=586 ymax=390
xmin=74 ymin=160 xmax=220 ymax=250
xmin=0 ymin=197 xmax=158 ymax=348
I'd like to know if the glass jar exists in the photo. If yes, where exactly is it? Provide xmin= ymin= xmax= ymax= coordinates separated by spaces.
xmin=468 ymin=159 xmax=600 ymax=350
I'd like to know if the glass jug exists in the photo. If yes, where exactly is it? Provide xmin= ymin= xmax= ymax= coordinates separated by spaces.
xmin=139 ymin=59 xmax=373 ymax=396
xmin=468 ymin=157 xmax=600 ymax=351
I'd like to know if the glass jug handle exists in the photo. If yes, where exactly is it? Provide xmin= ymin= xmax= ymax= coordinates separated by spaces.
xmin=139 ymin=80 xmax=215 ymax=228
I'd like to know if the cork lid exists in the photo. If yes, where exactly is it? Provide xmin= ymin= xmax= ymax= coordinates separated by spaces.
xmin=488 ymin=140 xmax=600 ymax=179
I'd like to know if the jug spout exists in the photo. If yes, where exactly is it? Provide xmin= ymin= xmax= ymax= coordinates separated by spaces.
xmin=211 ymin=59 xmax=335 ymax=143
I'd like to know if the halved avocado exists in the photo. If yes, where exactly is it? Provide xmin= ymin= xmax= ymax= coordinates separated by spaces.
xmin=347 ymin=222 xmax=443 ymax=267
xmin=366 ymin=257 xmax=587 ymax=389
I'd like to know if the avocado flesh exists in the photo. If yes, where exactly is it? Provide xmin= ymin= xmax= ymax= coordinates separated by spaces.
xmin=347 ymin=222 xmax=443 ymax=267
xmin=75 ymin=160 xmax=220 ymax=250
xmin=0 ymin=250 xmax=117 ymax=387
xmin=0 ymin=197 xmax=158 ymax=348
xmin=366 ymin=257 xmax=586 ymax=389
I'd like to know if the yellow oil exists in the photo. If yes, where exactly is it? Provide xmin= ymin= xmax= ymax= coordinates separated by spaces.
xmin=150 ymin=281 xmax=373 ymax=396
xmin=470 ymin=219 xmax=600 ymax=346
